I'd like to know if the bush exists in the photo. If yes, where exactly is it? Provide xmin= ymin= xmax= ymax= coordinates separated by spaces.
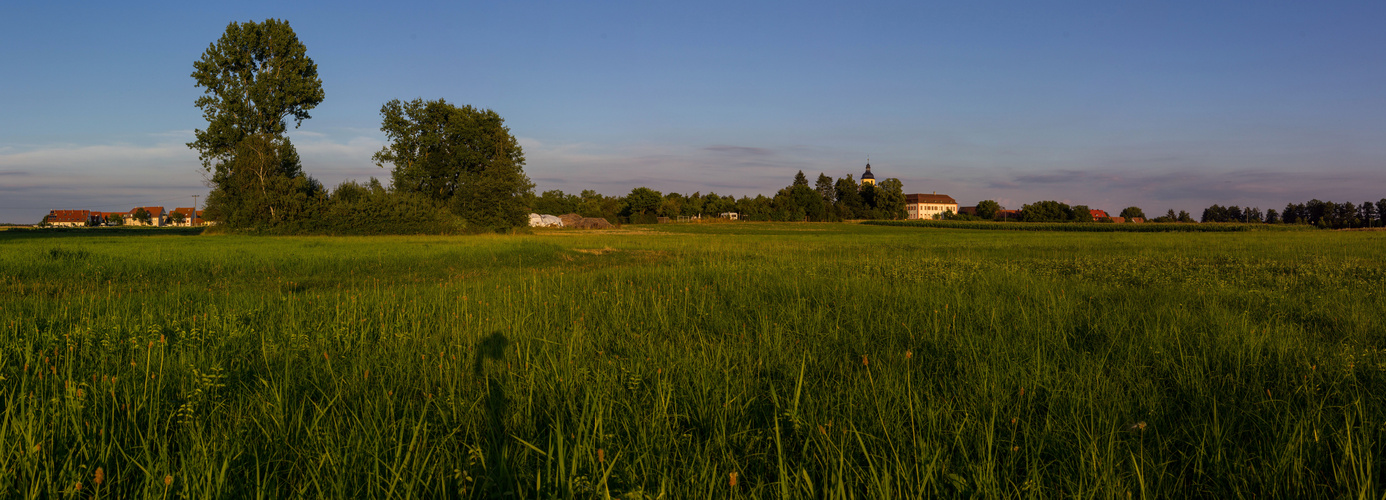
xmin=241 ymin=179 xmax=467 ymax=235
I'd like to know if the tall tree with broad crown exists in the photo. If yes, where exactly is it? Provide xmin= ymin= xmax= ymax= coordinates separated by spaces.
xmin=189 ymin=19 xmax=325 ymax=227
xmin=875 ymin=178 xmax=907 ymax=220
xmin=373 ymin=98 xmax=533 ymax=231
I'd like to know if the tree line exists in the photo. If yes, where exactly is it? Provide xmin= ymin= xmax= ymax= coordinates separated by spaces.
xmin=1200 ymin=199 xmax=1386 ymax=228
xmin=531 ymin=171 xmax=908 ymax=224
xmin=940 ymin=200 xmax=1167 ymax=223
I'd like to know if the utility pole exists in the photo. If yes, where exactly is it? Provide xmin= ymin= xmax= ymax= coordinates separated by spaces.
xmin=192 ymin=195 xmax=198 ymax=226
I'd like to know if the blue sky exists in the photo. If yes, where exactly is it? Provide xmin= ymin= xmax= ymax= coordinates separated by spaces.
xmin=3 ymin=1 xmax=1384 ymax=223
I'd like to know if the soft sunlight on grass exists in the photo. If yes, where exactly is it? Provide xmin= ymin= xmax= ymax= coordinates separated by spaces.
xmin=1 ymin=224 xmax=1383 ymax=497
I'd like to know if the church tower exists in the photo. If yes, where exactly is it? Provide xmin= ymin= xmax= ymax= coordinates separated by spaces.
xmin=860 ymin=160 xmax=876 ymax=187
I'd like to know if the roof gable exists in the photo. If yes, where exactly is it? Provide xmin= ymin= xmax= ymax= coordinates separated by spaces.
xmin=905 ymin=193 xmax=957 ymax=205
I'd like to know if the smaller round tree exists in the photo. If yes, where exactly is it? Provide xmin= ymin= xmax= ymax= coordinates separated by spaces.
xmin=1119 ymin=206 xmax=1146 ymax=220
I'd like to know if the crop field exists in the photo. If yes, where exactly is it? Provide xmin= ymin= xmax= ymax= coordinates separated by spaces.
xmin=1 ymin=223 xmax=1384 ymax=498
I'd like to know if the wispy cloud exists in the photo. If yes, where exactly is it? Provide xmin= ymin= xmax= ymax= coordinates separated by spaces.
xmin=0 ymin=134 xmax=389 ymax=223
xmin=293 ymin=135 xmax=392 ymax=188
xmin=522 ymin=140 xmax=834 ymax=196
xmin=703 ymin=145 xmax=774 ymax=156
xmin=1013 ymin=170 xmax=1085 ymax=184
xmin=149 ymin=130 xmax=195 ymax=140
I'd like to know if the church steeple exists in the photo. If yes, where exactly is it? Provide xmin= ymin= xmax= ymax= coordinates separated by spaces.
xmin=860 ymin=159 xmax=876 ymax=186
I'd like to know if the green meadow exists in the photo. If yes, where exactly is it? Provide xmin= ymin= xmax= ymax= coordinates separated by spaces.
xmin=1 ymin=223 xmax=1383 ymax=498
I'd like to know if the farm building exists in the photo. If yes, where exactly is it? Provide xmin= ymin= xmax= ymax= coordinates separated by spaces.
xmin=905 ymin=193 xmax=959 ymax=220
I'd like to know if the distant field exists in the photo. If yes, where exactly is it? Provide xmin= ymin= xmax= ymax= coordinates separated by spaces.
xmin=864 ymin=219 xmax=1318 ymax=232
xmin=1 ymin=223 xmax=1383 ymax=497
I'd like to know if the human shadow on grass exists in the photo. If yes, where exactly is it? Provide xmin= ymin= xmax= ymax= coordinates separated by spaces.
xmin=473 ymin=331 xmax=513 ymax=493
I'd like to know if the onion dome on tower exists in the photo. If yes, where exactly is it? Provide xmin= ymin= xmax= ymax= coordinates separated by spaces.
xmin=860 ymin=160 xmax=876 ymax=186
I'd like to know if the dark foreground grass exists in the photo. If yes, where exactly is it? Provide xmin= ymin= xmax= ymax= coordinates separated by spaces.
xmin=1 ymin=224 xmax=1383 ymax=498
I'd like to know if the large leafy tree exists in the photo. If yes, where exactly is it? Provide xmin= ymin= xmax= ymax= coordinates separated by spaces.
xmin=833 ymin=176 xmax=863 ymax=220
xmin=975 ymin=200 xmax=1002 ymax=220
xmin=1071 ymin=205 xmax=1093 ymax=222
xmin=874 ymin=178 xmax=907 ymax=220
xmin=202 ymin=134 xmax=321 ymax=226
xmin=374 ymin=98 xmax=533 ymax=230
xmin=624 ymin=187 xmax=663 ymax=223
xmin=189 ymin=19 xmax=325 ymax=226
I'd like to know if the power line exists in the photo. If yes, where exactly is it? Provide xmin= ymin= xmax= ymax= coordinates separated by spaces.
xmin=0 ymin=194 xmax=206 ymax=211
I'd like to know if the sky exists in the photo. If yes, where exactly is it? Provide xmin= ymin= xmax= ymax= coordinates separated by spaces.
xmin=2 ymin=1 xmax=1385 ymax=223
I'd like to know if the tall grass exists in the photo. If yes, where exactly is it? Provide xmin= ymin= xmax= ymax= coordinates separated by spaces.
xmin=1 ymin=224 xmax=1382 ymax=497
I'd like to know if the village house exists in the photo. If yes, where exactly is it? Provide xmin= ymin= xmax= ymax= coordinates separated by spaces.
xmin=93 ymin=212 xmax=122 ymax=225
xmin=1090 ymin=209 xmax=1110 ymax=220
xmin=123 ymin=206 xmax=166 ymax=227
xmin=905 ymin=193 xmax=959 ymax=220
xmin=45 ymin=210 xmax=102 ymax=227
xmin=167 ymin=207 xmax=205 ymax=226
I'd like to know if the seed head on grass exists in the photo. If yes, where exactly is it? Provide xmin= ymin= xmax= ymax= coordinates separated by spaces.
xmin=729 ymin=471 xmax=737 ymax=487
xmin=598 ymin=449 xmax=605 ymax=464
xmin=94 ymin=467 xmax=104 ymax=486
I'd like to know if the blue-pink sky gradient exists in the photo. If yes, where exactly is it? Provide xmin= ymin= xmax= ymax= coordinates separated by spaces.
xmin=2 ymin=1 xmax=1384 ymax=222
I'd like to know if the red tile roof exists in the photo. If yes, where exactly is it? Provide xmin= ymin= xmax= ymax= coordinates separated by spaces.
xmin=905 ymin=193 xmax=957 ymax=204
xmin=47 ymin=210 xmax=91 ymax=223
xmin=129 ymin=206 xmax=165 ymax=217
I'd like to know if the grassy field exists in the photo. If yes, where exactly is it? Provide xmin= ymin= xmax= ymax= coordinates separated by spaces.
xmin=1 ymin=223 xmax=1383 ymax=498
